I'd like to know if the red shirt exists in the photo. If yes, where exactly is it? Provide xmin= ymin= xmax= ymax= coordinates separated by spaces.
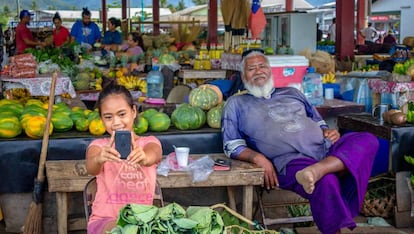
xmin=15 ymin=22 xmax=34 ymax=54
xmin=53 ymin=26 xmax=70 ymax=47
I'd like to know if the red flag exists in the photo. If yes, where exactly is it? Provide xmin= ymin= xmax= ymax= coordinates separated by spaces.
xmin=249 ymin=3 xmax=266 ymax=39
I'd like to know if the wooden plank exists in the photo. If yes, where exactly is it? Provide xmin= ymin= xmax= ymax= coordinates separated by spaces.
xmin=45 ymin=154 xmax=264 ymax=192
xmin=394 ymin=207 xmax=414 ymax=228
xmin=396 ymin=171 xmax=411 ymax=212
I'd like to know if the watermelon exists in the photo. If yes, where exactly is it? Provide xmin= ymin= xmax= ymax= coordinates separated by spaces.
xmin=52 ymin=112 xmax=74 ymax=132
xmin=171 ymin=104 xmax=206 ymax=130
xmin=75 ymin=118 xmax=90 ymax=132
xmin=207 ymin=103 xmax=224 ymax=128
xmin=148 ymin=112 xmax=170 ymax=132
xmin=0 ymin=116 xmax=22 ymax=138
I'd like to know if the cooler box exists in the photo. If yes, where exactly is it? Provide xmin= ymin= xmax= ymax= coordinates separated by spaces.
xmin=267 ymin=55 xmax=309 ymax=90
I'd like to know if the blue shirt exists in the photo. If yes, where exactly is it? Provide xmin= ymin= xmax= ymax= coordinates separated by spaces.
xmin=222 ymin=87 xmax=330 ymax=174
xmin=70 ymin=20 xmax=101 ymax=45
xmin=102 ymin=30 xmax=122 ymax=45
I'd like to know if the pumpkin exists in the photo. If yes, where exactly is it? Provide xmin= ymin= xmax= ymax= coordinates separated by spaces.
xmin=189 ymin=84 xmax=223 ymax=110
xmin=133 ymin=116 xmax=149 ymax=134
xmin=51 ymin=112 xmax=74 ymax=132
xmin=207 ymin=102 xmax=224 ymax=128
xmin=148 ymin=112 xmax=171 ymax=132
xmin=75 ymin=118 xmax=90 ymax=132
xmin=171 ymin=103 xmax=206 ymax=130
xmin=89 ymin=119 xmax=106 ymax=136
xmin=0 ymin=116 xmax=22 ymax=138
xmin=25 ymin=116 xmax=53 ymax=139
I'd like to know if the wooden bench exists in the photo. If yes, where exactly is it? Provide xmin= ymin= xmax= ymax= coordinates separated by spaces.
xmin=45 ymin=154 xmax=264 ymax=234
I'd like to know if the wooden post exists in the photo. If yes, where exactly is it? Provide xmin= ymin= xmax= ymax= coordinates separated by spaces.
xmin=153 ymin=0 xmax=160 ymax=36
xmin=356 ymin=0 xmax=366 ymax=45
xmin=336 ymin=0 xmax=355 ymax=60
xmin=208 ymin=0 xmax=218 ymax=44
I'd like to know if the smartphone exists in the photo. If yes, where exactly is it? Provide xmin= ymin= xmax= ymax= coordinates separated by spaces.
xmin=214 ymin=159 xmax=231 ymax=167
xmin=115 ymin=130 xmax=131 ymax=159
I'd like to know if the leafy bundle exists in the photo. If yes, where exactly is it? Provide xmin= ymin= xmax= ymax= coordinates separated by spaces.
xmin=109 ymin=203 xmax=224 ymax=234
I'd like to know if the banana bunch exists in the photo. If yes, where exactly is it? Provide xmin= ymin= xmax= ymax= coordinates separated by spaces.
xmin=322 ymin=72 xmax=336 ymax=83
xmin=117 ymin=76 xmax=147 ymax=91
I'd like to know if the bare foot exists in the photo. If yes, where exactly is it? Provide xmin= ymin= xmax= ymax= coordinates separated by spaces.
xmin=295 ymin=169 xmax=318 ymax=194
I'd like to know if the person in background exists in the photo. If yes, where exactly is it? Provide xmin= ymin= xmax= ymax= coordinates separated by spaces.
xmin=70 ymin=7 xmax=101 ymax=48
xmin=383 ymin=29 xmax=397 ymax=46
xmin=360 ymin=22 xmax=378 ymax=45
xmin=86 ymin=84 xmax=162 ymax=234
xmin=15 ymin=10 xmax=46 ymax=54
xmin=222 ymin=49 xmax=379 ymax=234
xmin=316 ymin=23 xmax=323 ymax=42
xmin=52 ymin=12 xmax=70 ymax=47
xmin=116 ymin=32 xmax=144 ymax=60
xmin=101 ymin=17 xmax=122 ymax=55
xmin=327 ymin=18 xmax=336 ymax=42
xmin=375 ymin=34 xmax=383 ymax=44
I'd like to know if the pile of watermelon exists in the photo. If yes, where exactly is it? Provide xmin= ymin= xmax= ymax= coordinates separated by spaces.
xmin=134 ymin=84 xmax=224 ymax=135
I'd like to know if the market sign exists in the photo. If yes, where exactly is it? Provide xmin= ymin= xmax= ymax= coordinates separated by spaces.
xmin=9 ymin=21 xmax=53 ymax=28
xmin=369 ymin=15 xmax=389 ymax=22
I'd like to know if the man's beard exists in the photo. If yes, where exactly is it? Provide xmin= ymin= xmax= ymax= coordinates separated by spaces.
xmin=243 ymin=75 xmax=274 ymax=98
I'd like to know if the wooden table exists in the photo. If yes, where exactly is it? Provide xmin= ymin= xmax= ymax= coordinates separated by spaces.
xmin=177 ymin=69 xmax=227 ymax=84
xmin=45 ymin=154 xmax=264 ymax=234
xmin=337 ymin=113 xmax=414 ymax=173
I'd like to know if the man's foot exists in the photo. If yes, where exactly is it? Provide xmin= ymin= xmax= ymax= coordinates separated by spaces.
xmin=295 ymin=169 xmax=318 ymax=194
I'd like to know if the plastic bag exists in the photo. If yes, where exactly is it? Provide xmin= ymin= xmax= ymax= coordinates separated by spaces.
xmin=186 ymin=156 xmax=215 ymax=183
xmin=156 ymin=153 xmax=215 ymax=183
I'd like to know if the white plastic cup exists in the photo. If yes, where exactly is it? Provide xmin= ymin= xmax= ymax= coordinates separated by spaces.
xmin=325 ymin=88 xmax=334 ymax=100
xmin=175 ymin=147 xmax=190 ymax=167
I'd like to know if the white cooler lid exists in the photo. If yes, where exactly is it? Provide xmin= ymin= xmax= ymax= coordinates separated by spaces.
xmin=266 ymin=55 xmax=309 ymax=66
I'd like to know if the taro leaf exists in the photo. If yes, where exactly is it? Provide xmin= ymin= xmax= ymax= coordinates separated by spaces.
xmin=122 ymin=224 xmax=139 ymax=234
xmin=172 ymin=217 xmax=199 ymax=230
xmin=130 ymin=204 xmax=159 ymax=223
xmin=117 ymin=205 xmax=139 ymax=226
xmin=210 ymin=211 xmax=225 ymax=234
xmin=156 ymin=203 xmax=174 ymax=221
xmin=187 ymin=206 xmax=213 ymax=229
xmin=171 ymin=202 xmax=187 ymax=218
xmin=108 ymin=226 xmax=122 ymax=234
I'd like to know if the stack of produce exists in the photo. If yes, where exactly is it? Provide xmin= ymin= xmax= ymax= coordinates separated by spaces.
xmin=9 ymin=53 xmax=37 ymax=78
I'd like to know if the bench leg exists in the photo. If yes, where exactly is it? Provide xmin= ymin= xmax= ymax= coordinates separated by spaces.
xmin=243 ymin=185 xmax=254 ymax=220
xmin=227 ymin=187 xmax=237 ymax=211
xmin=56 ymin=192 xmax=68 ymax=234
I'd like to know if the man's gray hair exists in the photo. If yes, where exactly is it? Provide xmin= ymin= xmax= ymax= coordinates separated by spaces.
xmin=239 ymin=51 xmax=270 ymax=79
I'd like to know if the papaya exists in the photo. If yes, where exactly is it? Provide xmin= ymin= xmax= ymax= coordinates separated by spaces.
xmin=0 ymin=116 xmax=22 ymax=138
xmin=52 ymin=112 xmax=74 ymax=132
xmin=89 ymin=119 xmax=106 ymax=136
xmin=24 ymin=116 xmax=53 ymax=139
xmin=75 ymin=118 xmax=90 ymax=132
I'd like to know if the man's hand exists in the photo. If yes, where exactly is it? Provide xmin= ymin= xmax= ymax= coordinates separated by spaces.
xmin=238 ymin=149 xmax=278 ymax=190
xmin=323 ymin=128 xmax=340 ymax=144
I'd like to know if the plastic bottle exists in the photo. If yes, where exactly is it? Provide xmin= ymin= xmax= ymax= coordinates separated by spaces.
xmin=302 ymin=67 xmax=324 ymax=106
xmin=146 ymin=66 xmax=164 ymax=99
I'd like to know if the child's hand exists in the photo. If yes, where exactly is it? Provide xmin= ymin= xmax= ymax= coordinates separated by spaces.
xmin=126 ymin=136 xmax=148 ymax=166
xmin=96 ymin=133 xmax=123 ymax=164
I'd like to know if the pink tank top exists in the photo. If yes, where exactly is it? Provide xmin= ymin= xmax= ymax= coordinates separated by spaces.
xmin=88 ymin=136 xmax=161 ymax=224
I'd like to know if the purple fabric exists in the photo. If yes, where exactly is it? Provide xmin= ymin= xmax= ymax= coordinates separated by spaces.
xmin=87 ymin=217 xmax=116 ymax=234
xmin=278 ymin=132 xmax=379 ymax=234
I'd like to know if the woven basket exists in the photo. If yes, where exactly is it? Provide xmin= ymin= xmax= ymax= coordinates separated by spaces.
xmin=361 ymin=177 xmax=396 ymax=218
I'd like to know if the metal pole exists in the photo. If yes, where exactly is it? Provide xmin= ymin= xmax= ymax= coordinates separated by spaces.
xmin=16 ymin=0 xmax=20 ymax=19
xmin=141 ymin=0 xmax=144 ymax=32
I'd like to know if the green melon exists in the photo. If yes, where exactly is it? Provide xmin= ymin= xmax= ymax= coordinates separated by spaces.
xmin=171 ymin=103 xmax=206 ymax=130
xmin=148 ymin=112 xmax=170 ymax=132
xmin=141 ymin=108 xmax=159 ymax=120
xmin=0 ymin=116 xmax=22 ymax=138
xmin=207 ymin=103 xmax=224 ymax=128
xmin=75 ymin=118 xmax=90 ymax=132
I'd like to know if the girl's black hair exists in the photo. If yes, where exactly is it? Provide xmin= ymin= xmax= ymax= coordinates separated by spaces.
xmin=97 ymin=84 xmax=134 ymax=114
xmin=82 ymin=7 xmax=91 ymax=17
xmin=53 ymin=12 xmax=61 ymax=22
xmin=129 ymin=32 xmax=145 ymax=51
xmin=108 ymin=17 xmax=121 ymax=28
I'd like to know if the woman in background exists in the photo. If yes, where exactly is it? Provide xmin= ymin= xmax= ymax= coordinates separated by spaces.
xmin=52 ymin=12 xmax=70 ymax=47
